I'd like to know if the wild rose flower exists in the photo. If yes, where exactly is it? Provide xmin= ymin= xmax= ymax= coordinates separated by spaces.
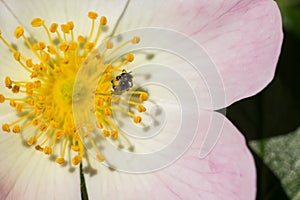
xmin=0 ymin=0 xmax=282 ymax=199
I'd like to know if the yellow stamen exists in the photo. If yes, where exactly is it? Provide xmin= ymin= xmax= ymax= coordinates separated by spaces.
xmin=49 ymin=23 xmax=58 ymax=33
xmin=0 ymin=11 xmax=149 ymax=167
xmin=31 ymin=18 xmax=44 ymax=27
xmin=88 ymin=11 xmax=98 ymax=20
xmin=14 ymin=26 xmax=24 ymax=39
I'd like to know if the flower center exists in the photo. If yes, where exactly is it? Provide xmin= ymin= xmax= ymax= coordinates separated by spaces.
xmin=0 ymin=11 xmax=148 ymax=166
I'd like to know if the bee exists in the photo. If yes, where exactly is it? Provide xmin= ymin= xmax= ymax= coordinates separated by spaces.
xmin=111 ymin=69 xmax=133 ymax=94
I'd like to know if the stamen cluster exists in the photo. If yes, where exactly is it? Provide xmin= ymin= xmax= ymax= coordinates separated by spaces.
xmin=0 ymin=11 xmax=148 ymax=166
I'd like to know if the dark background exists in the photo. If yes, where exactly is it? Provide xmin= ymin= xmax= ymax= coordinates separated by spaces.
xmin=226 ymin=1 xmax=300 ymax=199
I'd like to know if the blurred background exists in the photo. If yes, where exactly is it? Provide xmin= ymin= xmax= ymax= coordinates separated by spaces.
xmin=226 ymin=0 xmax=300 ymax=199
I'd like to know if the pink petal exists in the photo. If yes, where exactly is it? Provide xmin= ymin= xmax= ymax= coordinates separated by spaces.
xmin=113 ymin=0 xmax=283 ymax=108
xmin=84 ymin=111 xmax=256 ymax=199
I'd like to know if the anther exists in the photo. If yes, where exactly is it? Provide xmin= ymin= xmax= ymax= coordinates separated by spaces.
xmin=104 ymin=108 xmax=112 ymax=116
xmin=40 ymin=124 xmax=48 ymax=132
xmin=12 ymin=125 xmax=21 ymax=134
xmin=96 ymin=153 xmax=105 ymax=162
xmin=55 ymin=130 xmax=64 ymax=139
xmin=133 ymin=116 xmax=142 ymax=124
xmin=44 ymin=146 xmax=52 ymax=155
xmin=86 ymin=42 xmax=95 ymax=50
xmin=33 ymin=43 xmax=41 ymax=51
xmin=16 ymin=104 xmax=23 ymax=112
xmin=102 ymin=130 xmax=110 ymax=137
xmin=111 ymin=130 xmax=118 ymax=139
xmin=5 ymin=77 xmax=12 ymax=88
xmin=13 ymin=52 xmax=21 ymax=61
xmin=100 ymin=16 xmax=107 ymax=25
xmin=47 ymin=46 xmax=56 ymax=54
xmin=72 ymin=155 xmax=82 ymax=165
xmin=0 ymin=94 xmax=5 ymax=103
xmin=49 ymin=23 xmax=58 ymax=33
xmin=88 ymin=11 xmax=98 ymax=20
xmin=69 ymin=42 xmax=77 ymax=50
xmin=126 ymin=53 xmax=134 ymax=62
xmin=106 ymin=40 xmax=113 ymax=49
xmin=35 ymin=145 xmax=44 ymax=152
xmin=2 ymin=124 xmax=10 ymax=132
xmin=140 ymin=93 xmax=148 ymax=102
xmin=9 ymin=99 xmax=16 ymax=107
xmin=78 ymin=35 xmax=85 ymax=43
xmin=12 ymin=85 xmax=20 ymax=93
xmin=59 ymin=42 xmax=69 ymax=52
xmin=56 ymin=158 xmax=65 ymax=165
xmin=61 ymin=24 xmax=70 ymax=34
xmin=14 ymin=26 xmax=24 ymax=39
xmin=132 ymin=36 xmax=140 ymax=44
xmin=67 ymin=21 xmax=74 ymax=30
xmin=71 ymin=145 xmax=80 ymax=152
xmin=27 ymin=137 xmax=37 ymax=145
xmin=137 ymin=105 xmax=146 ymax=112
xmin=33 ymin=80 xmax=41 ymax=88
xmin=26 ymin=59 xmax=33 ymax=68
xmin=39 ymin=42 xmax=46 ymax=50
xmin=31 ymin=18 xmax=44 ymax=27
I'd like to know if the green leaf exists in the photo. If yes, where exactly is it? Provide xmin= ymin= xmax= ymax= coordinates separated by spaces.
xmin=250 ymin=127 xmax=300 ymax=200
xmin=277 ymin=0 xmax=300 ymax=38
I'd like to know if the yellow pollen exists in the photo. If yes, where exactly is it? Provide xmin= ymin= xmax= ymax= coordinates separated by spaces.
xmin=126 ymin=53 xmax=134 ymax=62
xmin=0 ymin=94 xmax=5 ymax=103
xmin=72 ymin=155 xmax=82 ymax=165
xmin=139 ymin=92 xmax=148 ymax=102
xmin=13 ymin=52 xmax=21 ymax=61
xmin=27 ymin=137 xmax=37 ymax=145
xmin=71 ymin=145 xmax=80 ymax=152
xmin=14 ymin=26 xmax=24 ymax=39
xmin=26 ymin=59 xmax=33 ymax=67
xmin=49 ymin=23 xmax=58 ymax=33
xmin=133 ymin=116 xmax=142 ymax=124
xmin=88 ymin=11 xmax=98 ymax=20
xmin=0 ymin=11 xmax=149 ymax=167
xmin=106 ymin=40 xmax=113 ymax=49
xmin=102 ymin=130 xmax=110 ymax=137
xmin=2 ymin=124 xmax=10 ymax=133
xmin=44 ymin=146 xmax=52 ymax=155
xmin=35 ymin=145 xmax=44 ymax=152
xmin=12 ymin=125 xmax=21 ymax=134
xmin=78 ymin=35 xmax=85 ymax=43
xmin=137 ymin=104 xmax=146 ymax=112
xmin=61 ymin=24 xmax=70 ymax=34
xmin=31 ymin=18 xmax=44 ymax=27
xmin=56 ymin=130 xmax=64 ymax=139
xmin=67 ymin=21 xmax=74 ymax=30
xmin=132 ymin=36 xmax=141 ymax=44
xmin=100 ymin=16 xmax=107 ymax=25
xmin=96 ymin=153 xmax=105 ymax=162
xmin=55 ymin=158 xmax=65 ymax=165
xmin=111 ymin=130 xmax=118 ymax=139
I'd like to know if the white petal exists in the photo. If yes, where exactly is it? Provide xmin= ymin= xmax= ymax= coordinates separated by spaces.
xmin=1 ymin=0 xmax=129 ymax=41
xmin=0 ymin=1 xmax=29 ymax=79
xmin=112 ymin=0 xmax=283 ymax=109
xmin=0 ymin=133 xmax=81 ymax=199
xmin=84 ymin=111 xmax=256 ymax=199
